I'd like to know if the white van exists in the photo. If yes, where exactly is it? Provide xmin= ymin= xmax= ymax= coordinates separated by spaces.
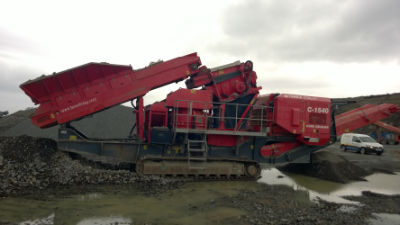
xmin=340 ymin=133 xmax=384 ymax=155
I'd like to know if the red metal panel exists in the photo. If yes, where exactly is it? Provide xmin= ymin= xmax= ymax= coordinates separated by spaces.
xmin=166 ymin=88 xmax=212 ymax=109
xmin=291 ymin=108 xmax=300 ymax=126
xmin=187 ymin=61 xmax=261 ymax=102
xmin=20 ymin=53 xmax=202 ymax=128
xmin=174 ymin=109 xmax=208 ymax=130
xmin=208 ymin=135 xmax=237 ymax=146
xmin=166 ymin=89 xmax=211 ymax=130
xmin=335 ymin=103 xmax=400 ymax=136
xmin=274 ymin=94 xmax=331 ymax=146
xmin=260 ymin=142 xmax=301 ymax=157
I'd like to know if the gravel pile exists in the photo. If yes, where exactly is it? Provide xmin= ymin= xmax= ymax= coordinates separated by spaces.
xmin=0 ymin=136 xmax=180 ymax=197
xmin=279 ymin=150 xmax=371 ymax=183
xmin=218 ymin=184 xmax=371 ymax=225
xmin=0 ymin=105 xmax=135 ymax=139
xmin=0 ymin=108 xmax=35 ymax=134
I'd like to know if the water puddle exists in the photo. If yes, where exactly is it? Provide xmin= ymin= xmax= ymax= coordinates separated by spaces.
xmin=336 ymin=205 xmax=358 ymax=213
xmin=77 ymin=216 xmax=132 ymax=225
xmin=258 ymin=168 xmax=400 ymax=204
xmin=0 ymin=182 xmax=250 ymax=225
xmin=78 ymin=193 xmax=103 ymax=201
xmin=19 ymin=213 xmax=55 ymax=225
xmin=369 ymin=213 xmax=400 ymax=225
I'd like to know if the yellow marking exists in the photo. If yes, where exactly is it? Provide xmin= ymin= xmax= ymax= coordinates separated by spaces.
xmin=218 ymin=70 xmax=224 ymax=75
xmin=345 ymin=128 xmax=349 ymax=132
xmin=143 ymin=145 xmax=148 ymax=150
xmin=190 ymin=89 xmax=197 ymax=94
xmin=50 ymin=113 xmax=55 ymax=119
xmin=173 ymin=146 xmax=180 ymax=154
xmin=186 ymin=70 xmax=190 ymax=75
xmin=302 ymin=121 xmax=305 ymax=133
xmin=250 ymin=145 xmax=254 ymax=150
xmin=313 ymin=129 xmax=317 ymax=134
xmin=167 ymin=150 xmax=171 ymax=154
xmin=123 ymin=87 xmax=146 ymax=97
xmin=293 ymin=129 xmax=297 ymax=134
xmin=69 ymin=135 xmax=77 ymax=141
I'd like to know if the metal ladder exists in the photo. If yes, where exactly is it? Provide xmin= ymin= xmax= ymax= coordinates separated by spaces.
xmin=187 ymin=135 xmax=207 ymax=169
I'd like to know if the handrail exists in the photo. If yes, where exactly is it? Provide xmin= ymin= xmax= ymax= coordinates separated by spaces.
xmin=172 ymin=99 xmax=272 ymax=134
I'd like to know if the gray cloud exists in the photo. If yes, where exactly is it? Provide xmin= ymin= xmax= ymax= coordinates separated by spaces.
xmin=258 ymin=76 xmax=333 ymax=97
xmin=260 ymin=77 xmax=331 ymax=90
xmin=0 ymin=60 xmax=41 ymax=112
xmin=0 ymin=91 xmax=34 ymax=113
xmin=0 ymin=66 xmax=32 ymax=93
xmin=0 ymin=28 xmax=44 ymax=111
xmin=214 ymin=0 xmax=400 ymax=62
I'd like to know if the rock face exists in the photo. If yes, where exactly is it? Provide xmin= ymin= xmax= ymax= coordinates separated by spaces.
xmin=0 ymin=136 xmax=179 ymax=196
xmin=279 ymin=150 xmax=371 ymax=183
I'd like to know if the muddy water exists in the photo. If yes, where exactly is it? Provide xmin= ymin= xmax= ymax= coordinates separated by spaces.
xmin=259 ymin=168 xmax=400 ymax=204
xmin=0 ymin=182 xmax=257 ymax=225
xmin=1 ymin=170 xmax=400 ymax=225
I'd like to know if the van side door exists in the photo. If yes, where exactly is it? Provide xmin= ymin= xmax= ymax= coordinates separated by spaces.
xmin=352 ymin=136 xmax=361 ymax=150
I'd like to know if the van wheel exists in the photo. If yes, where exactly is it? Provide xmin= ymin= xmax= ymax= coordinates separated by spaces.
xmin=377 ymin=152 xmax=382 ymax=156
xmin=343 ymin=146 xmax=347 ymax=151
xmin=360 ymin=148 xmax=366 ymax=154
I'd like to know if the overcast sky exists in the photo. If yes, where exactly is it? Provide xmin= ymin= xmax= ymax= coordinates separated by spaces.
xmin=1 ymin=0 xmax=399 ymax=113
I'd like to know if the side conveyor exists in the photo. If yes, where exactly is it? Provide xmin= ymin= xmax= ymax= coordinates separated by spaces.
xmin=335 ymin=103 xmax=399 ymax=136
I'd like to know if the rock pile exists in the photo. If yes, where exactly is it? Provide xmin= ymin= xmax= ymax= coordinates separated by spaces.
xmin=0 ymin=136 xmax=180 ymax=196
xmin=219 ymin=184 xmax=371 ymax=225
xmin=0 ymin=105 xmax=135 ymax=139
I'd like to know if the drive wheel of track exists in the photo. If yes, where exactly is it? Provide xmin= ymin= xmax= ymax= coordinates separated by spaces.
xmin=245 ymin=164 xmax=261 ymax=178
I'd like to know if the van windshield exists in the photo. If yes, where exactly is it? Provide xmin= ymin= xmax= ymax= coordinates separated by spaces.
xmin=360 ymin=136 xmax=376 ymax=143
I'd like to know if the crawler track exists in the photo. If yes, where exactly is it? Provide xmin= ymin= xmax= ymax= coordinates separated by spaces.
xmin=66 ymin=151 xmax=261 ymax=181
xmin=135 ymin=158 xmax=261 ymax=181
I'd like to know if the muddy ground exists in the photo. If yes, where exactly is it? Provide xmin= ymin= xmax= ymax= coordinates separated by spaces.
xmin=1 ymin=136 xmax=400 ymax=224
